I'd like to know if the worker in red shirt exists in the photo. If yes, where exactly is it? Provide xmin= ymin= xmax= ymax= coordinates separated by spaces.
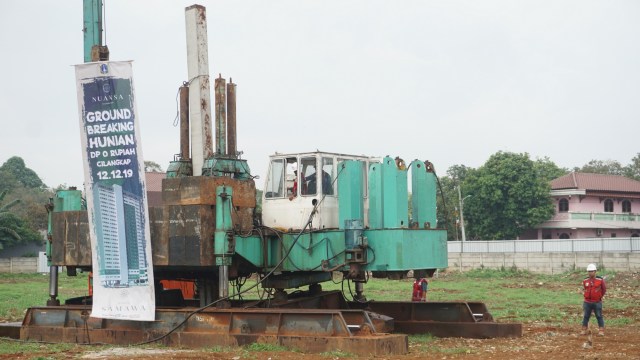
xmin=289 ymin=170 xmax=305 ymax=201
xmin=412 ymin=271 xmax=429 ymax=302
xmin=581 ymin=263 xmax=606 ymax=336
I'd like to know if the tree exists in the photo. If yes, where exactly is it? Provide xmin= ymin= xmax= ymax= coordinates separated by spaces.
xmin=0 ymin=158 xmax=52 ymax=245
xmin=0 ymin=213 xmax=42 ymax=250
xmin=0 ymin=156 xmax=44 ymax=190
xmin=574 ymin=159 xmax=625 ymax=176
xmin=0 ymin=190 xmax=42 ymax=250
xmin=534 ymin=157 xmax=568 ymax=182
xmin=144 ymin=161 xmax=164 ymax=173
xmin=436 ymin=175 xmax=460 ymax=241
xmin=0 ymin=190 xmax=21 ymax=248
xmin=7 ymin=186 xmax=53 ymax=231
xmin=435 ymin=164 xmax=476 ymax=241
xmin=446 ymin=164 xmax=473 ymax=183
xmin=0 ymin=168 xmax=19 ymax=193
xmin=463 ymin=152 xmax=555 ymax=240
xmin=623 ymin=153 xmax=640 ymax=181
xmin=573 ymin=155 xmax=640 ymax=181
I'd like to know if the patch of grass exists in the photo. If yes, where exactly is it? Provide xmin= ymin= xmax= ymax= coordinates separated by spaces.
xmin=0 ymin=338 xmax=76 ymax=356
xmin=247 ymin=268 xmax=635 ymax=325
xmin=408 ymin=333 xmax=472 ymax=354
xmin=424 ymin=270 xmax=597 ymax=323
xmin=243 ymin=342 xmax=291 ymax=352
xmin=460 ymin=267 xmax=534 ymax=279
xmin=0 ymin=273 xmax=89 ymax=321
xmin=607 ymin=317 xmax=633 ymax=326
xmin=408 ymin=333 xmax=438 ymax=353
xmin=409 ymin=333 xmax=437 ymax=344
xmin=203 ymin=345 xmax=236 ymax=353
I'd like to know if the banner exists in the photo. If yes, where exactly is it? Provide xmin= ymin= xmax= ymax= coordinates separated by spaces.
xmin=75 ymin=61 xmax=155 ymax=321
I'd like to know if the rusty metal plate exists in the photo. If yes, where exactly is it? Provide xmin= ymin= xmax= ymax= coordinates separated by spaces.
xmin=232 ymin=206 xmax=254 ymax=234
xmin=162 ymin=176 xmax=256 ymax=207
xmin=162 ymin=205 xmax=215 ymax=267
xmin=149 ymin=206 xmax=168 ymax=265
xmin=51 ymin=211 xmax=91 ymax=267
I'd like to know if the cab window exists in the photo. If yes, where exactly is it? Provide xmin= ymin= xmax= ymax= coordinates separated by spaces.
xmin=301 ymin=157 xmax=317 ymax=196
xmin=265 ymin=159 xmax=284 ymax=198
xmin=321 ymin=157 xmax=334 ymax=195
xmin=285 ymin=157 xmax=298 ymax=197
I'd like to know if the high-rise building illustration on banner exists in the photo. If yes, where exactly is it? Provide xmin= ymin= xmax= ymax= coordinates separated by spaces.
xmin=93 ymin=183 xmax=148 ymax=287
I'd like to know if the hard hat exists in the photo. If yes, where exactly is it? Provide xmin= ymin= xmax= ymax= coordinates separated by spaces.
xmin=587 ymin=264 xmax=597 ymax=271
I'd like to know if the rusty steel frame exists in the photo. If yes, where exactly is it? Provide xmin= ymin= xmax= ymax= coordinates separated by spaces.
xmin=214 ymin=75 xmax=226 ymax=155
xmin=239 ymin=291 xmax=521 ymax=339
xmin=0 ymin=322 xmax=20 ymax=339
xmin=16 ymin=290 xmax=520 ymax=355
xmin=21 ymin=306 xmax=407 ymax=355
xmin=179 ymin=85 xmax=190 ymax=160
xmin=348 ymin=301 xmax=523 ymax=338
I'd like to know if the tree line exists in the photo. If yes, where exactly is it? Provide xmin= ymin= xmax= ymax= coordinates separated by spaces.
xmin=436 ymin=153 xmax=640 ymax=241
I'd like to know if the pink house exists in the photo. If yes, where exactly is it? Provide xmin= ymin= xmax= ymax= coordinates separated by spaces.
xmin=526 ymin=172 xmax=640 ymax=239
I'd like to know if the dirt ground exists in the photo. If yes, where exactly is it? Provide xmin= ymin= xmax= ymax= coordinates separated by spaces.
xmin=4 ymin=322 xmax=638 ymax=360
xmin=3 ymin=325 xmax=639 ymax=360
xmin=3 ymin=272 xmax=639 ymax=360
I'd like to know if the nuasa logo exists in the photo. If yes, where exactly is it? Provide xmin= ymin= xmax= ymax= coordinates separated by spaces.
xmin=100 ymin=63 xmax=109 ymax=74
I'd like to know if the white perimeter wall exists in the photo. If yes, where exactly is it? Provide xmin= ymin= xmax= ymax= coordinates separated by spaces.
xmin=448 ymin=252 xmax=640 ymax=274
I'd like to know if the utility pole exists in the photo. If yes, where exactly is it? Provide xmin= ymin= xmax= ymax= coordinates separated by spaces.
xmin=458 ymin=186 xmax=471 ymax=242
xmin=454 ymin=206 xmax=459 ymax=241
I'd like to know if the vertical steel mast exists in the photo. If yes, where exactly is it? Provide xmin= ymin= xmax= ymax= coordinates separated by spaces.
xmin=83 ymin=0 xmax=109 ymax=62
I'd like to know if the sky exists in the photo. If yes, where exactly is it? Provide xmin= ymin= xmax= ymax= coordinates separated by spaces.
xmin=1 ymin=1 xmax=639 ymax=190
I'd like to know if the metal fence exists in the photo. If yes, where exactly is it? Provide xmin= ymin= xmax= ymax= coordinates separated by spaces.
xmin=448 ymin=237 xmax=640 ymax=253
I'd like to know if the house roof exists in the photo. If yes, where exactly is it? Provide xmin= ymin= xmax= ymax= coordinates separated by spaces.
xmin=551 ymin=172 xmax=640 ymax=193
xmin=145 ymin=172 xmax=165 ymax=192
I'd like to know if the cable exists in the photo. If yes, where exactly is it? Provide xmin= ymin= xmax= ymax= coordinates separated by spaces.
xmin=233 ymin=276 xmax=247 ymax=301
xmin=172 ymin=85 xmax=182 ymax=127
xmin=330 ymin=271 xmax=343 ymax=285
xmin=172 ymin=76 xmax=206 ymax=127
xmin=365 ymin=246 xmax=376 ymax=265
xmin=433 ymin=166 xmax=451 ymax=229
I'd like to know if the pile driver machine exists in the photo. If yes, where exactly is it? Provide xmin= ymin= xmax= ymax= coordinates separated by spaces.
xmin=18 ymin=3 xmax=521 ymax=355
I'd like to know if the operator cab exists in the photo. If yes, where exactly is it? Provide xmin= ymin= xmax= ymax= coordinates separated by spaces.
xmin=262 ymin=151 xmax=378 ymax=230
